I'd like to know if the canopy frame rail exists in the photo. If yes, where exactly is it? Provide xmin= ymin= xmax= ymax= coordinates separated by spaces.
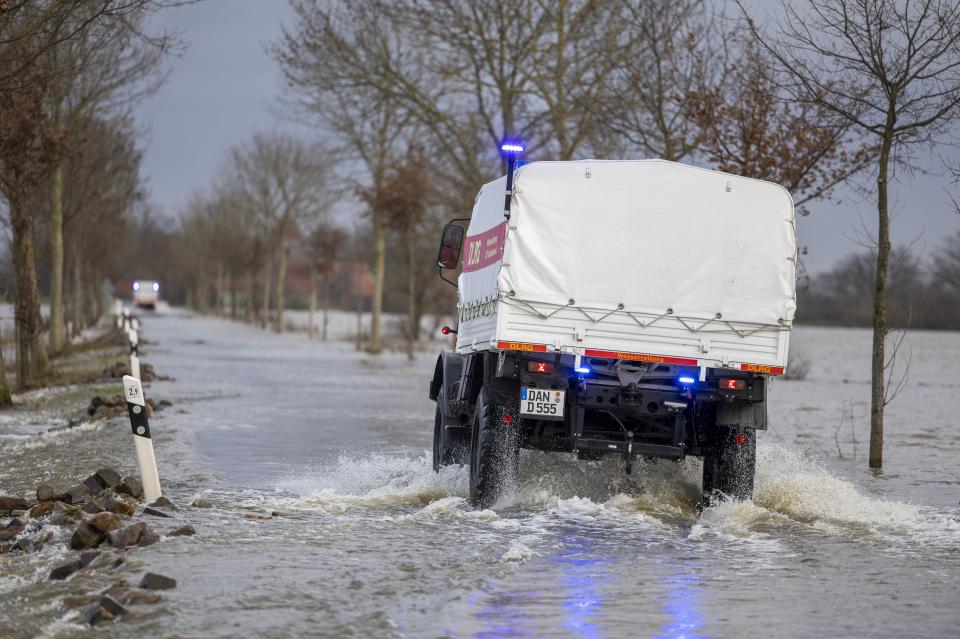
xmin=497 ymin=294 xmax=792 ymax=339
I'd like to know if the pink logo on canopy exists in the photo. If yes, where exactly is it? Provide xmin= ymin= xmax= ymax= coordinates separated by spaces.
xmin=462 ymin=221 xmax=507 ymax=273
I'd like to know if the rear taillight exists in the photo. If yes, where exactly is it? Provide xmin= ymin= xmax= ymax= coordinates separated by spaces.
xmin=526 ymin=360 xmax=555 ymax=374
xmin=719 ymin=378 xmax=746 ymax=390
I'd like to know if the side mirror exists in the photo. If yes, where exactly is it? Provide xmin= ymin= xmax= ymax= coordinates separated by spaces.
xmin=437 ymin=223 xmax=464 ymax=270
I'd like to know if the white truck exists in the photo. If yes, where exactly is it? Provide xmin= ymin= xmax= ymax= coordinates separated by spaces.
xmin=132 ymin=280 xmax=160 ymax=310
xmin=430 ymin=159 xmax=796 ymax=507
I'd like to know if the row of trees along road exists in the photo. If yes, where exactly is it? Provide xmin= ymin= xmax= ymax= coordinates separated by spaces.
xmin=0 ymin=1 xmax=178 ymax=403
xmin=265 ymin=0 xmax=960 ymax=468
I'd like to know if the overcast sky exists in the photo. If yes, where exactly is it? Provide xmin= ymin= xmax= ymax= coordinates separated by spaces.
xmin=137 ymin=1 xmax=960 ymax=274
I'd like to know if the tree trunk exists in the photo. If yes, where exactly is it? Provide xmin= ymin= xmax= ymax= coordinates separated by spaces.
xmin=231 ymin=272 xmax=238 ymax=319
xmin=9 ymin=194 xmax=46 ymax=384
xmin=406 ymin=226 xmax=416 ymax=361
xmin=307 ymin=265 xmax=316 ymax=338
xmin=215 ymin=263 xmax=225 ymax=316
xmin=0 ymin=324 xmax=11 ymax=407
xmin=245 ymin=268 xmax=255 ymax=323
xmin=869 ymin=129 xmax=894 ymax=470
xmin=274 ymin=237 xmax=288 ymax=334
xmin=355 ymin=267 xmax=363 ymax=351
xmin=71 ymin=251 xmax=83 ymax=337
xmin=369 ymin=223 xmax=386 ymax=353
xmin=48 ymin=162 xmax=66 ymax=353
xmin=322 ymin=275 xmax=330 ymax=342
xmin=261 ymin=238 xmax=274 ymax=329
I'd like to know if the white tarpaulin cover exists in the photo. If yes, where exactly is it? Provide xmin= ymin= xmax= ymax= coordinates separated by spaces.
xmin=460 ymin=160 xmax=796 ymax=328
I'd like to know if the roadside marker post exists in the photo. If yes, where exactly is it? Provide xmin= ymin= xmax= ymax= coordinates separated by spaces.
xmin=128 ymin=327 xmax=141 ymax=379
xmin=122 ymin=375 xmax=162 ymax=502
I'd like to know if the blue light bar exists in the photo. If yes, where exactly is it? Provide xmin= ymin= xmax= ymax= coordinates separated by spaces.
xmin=575 ymin=366 xmax=591 ymax=374
xmin=678 ymin=376 xmax=695 ymax=385
xmin=501 ymin=143 xmax=524 ymax=153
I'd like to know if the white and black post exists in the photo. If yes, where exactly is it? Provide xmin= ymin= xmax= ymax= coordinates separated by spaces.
xmin=127 ymin=326 xmax=141 ymax=379
xmin=122 ymin=375 xmax=162 ymax=502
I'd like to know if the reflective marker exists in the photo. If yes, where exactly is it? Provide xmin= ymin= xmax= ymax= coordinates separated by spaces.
xmin=122 ymin=375 xmax=162 ymax=502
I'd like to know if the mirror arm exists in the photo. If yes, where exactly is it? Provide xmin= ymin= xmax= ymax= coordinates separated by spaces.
xmin=438 ymin=266 xmax=458 ymax=288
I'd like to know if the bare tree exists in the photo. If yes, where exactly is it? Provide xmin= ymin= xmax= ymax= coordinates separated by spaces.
xmin=686 ymin=37 xmax=871 ymax=211
xmin=227 ymin=133 xmax=336 ymax=333
xmin=743 ymin=0 xmax=960 ymax=469
xmin=357 ymin=145 xmax=431 ymax=359
xmin=594 ymin=0 xmax=712 ymax=160
xmin=306 ymin=221 xmax=348 ymax=341
xmin=43 ymin=3 xmax=174 ymax=353
xmin=274 ymin=0 xmax=413 ymax=352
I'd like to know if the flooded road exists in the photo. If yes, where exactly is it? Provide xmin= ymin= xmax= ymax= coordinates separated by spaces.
xmin=2 ymin=310 xmax=959 ymax=638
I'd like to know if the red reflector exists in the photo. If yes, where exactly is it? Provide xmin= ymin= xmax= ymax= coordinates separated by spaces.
xmin=734 ymin=433 xmax=748 ymax=446
xmin=502 ymin=414 xmax=513 ymax=425
xmin=720 ymin=378 xmax=746 ymax=391
xmin=441 ymin=326 xmax=451 ymax=335
xmin=526 ymin=360 xmax=555 ymax=374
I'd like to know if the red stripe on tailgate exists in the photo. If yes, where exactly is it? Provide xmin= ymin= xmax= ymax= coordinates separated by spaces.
xmin=583 ymin=349 xmax=699 ymax=366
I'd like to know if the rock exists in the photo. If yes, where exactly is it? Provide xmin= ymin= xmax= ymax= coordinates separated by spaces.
xmin=79 ymin=550 xmax=100 ymax=568
xmin=142 ymin=507 xmax=171 ymax=518
xmin=116 ymin=476 xmax=143 ymax=499
xmin=28 ymin=501 xmax=57 ymax=519
xmin=103 ymin=494 xmax=136 ymax=517
xmin=169 ymin=524 xmax=196 ymax=537
xmin=106 ymin=522 xmax=146 ymax=548
xmin=148 ymin=496 xmax=179 ymax=511
xmin=87 ymin=396 xmax=107 ymax=416
xmin=0 ymin=519 xmax=24 ymax=542
xmin=36 ymin=485 xmax=57 ymax=502
xmin=139 ymin=572 xmax=176 ymax=590
xmin=190 ymin=498 xmax=213 ymax=509
xmin=47 ymin=502 xmax=80 ymax=526
xmin=80 ymin=603 xmax=114 ymax=626
xmin=138 ymin=526 xmax=160 ymax=547
xmin=98 ymin=595 xmax=127 ymax=618
xmin=49 ymin=560 xmax=82 ymax=580
xmin=94 ymin=468 xmax=122 ymax=489
xmin=104 ymin=361 xmax=129 ymax=378
xmin=88 ymin=512 xmax=123 ymax=533
xmin=123 ymin=589 xmax=162 ymax=605
xmin=157 ymin=399 xmax=173 ymax=409
xmin=70 ymin=522 xmax=104 ymax=550
xmin=0 ymin=496 xmax=28 ymax=515
xmin=61 ymin=484 xmax=91 ymax=505
xmin=81 ymin=499 xmax=105 ymax=514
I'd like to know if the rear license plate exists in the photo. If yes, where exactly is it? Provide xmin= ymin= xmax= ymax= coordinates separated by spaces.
xmin=520 ymin=387 xmax=565 ymax=420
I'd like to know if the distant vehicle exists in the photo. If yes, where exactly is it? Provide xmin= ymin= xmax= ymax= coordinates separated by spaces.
xmin=132 ymin=280 xmax=160 ymax=309
xmin=430 ymin=153 xmax=796 ymax=508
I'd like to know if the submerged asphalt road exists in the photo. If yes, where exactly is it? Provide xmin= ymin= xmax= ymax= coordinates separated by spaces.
xmin=3 ymin=308 xmax=959 ymax=638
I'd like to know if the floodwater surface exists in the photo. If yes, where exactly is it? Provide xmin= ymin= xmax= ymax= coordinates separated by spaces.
xmin=1 ymin=311 xmax=958 ymax=638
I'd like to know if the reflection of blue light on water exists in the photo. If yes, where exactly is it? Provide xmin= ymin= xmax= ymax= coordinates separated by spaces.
xmin=653 ymin=569 xmax=707 ymax=639
xmin=554 ymin=534 xmax=606 ymax=639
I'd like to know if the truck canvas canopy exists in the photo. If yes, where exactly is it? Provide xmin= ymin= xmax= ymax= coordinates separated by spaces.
xmin=456 ymin=159 xmax=797 ymax=371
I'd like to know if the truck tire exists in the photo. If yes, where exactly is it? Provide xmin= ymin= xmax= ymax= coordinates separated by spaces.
xmin=701 ymin=426 xmax=756 ymax=504
xmin=432 ymin=404 xmax=465 ymax=471
xmin=469 ymin=380 xmax=519 ymax=508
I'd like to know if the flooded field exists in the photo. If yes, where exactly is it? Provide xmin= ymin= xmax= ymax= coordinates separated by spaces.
xmin=1 ymin=311 xmax=958 ymax=638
